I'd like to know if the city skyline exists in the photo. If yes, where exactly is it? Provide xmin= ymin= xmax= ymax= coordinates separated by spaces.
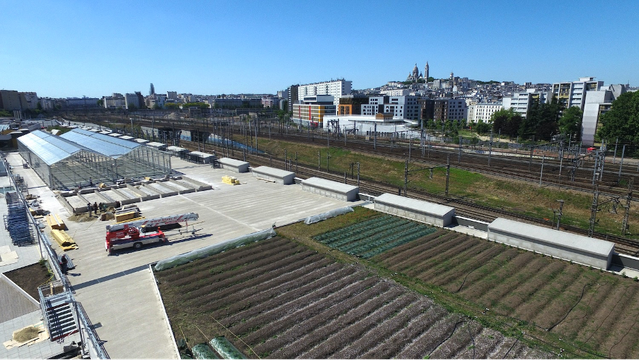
xmin=1 ymin=0 xmax=637 ymax=98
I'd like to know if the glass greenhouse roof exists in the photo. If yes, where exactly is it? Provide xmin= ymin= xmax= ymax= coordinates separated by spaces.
xmin=60 ymin=128 xmax=140 ymax=158
xmin=18 ymin=130 xmax=87 ymax=165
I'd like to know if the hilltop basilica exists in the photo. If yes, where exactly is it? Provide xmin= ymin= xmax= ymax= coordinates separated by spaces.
xmin=406 ymin=62 xmax=429 ymax=82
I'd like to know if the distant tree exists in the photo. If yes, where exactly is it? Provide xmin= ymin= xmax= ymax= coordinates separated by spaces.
xmin=490 ymin=109 xmax=521 ymax=138
xmin=520 ymin=95 xmax=562 ymax=141
xmin=474 ymin=120 xmax=491 ymax=135
xmin=491 ymin=109 xmax=511 ymax=135
xmin=183 ymin=102 xmax=210 ymax=109
xmin=558 ymin=106 xmax=583 ymax=140
xmin=97 ymin=99 xmax=104 ymax=107
xmin=427 ymin=76 xmax=435 ymax=82
xmin=598 ymin=91 xmax=639 ymax=144
xmin=165 ymin=103 xmax=181 ymax=110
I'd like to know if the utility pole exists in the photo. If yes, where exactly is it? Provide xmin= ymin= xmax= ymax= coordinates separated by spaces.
xmin=327 ymin=152 xmax=331 ymax=173
xmin=556 ymin=200 xmax=564 ymax=230
xmin=403 ymin=159 xmax=408 ymax=197
xmin=618 ymin=144 xmax=626 ymax=183
xmin=613 ymin=138 xmax=618 ymax=164
xmin=458 ymin=135 xmax=462 ymax=164
xmin=622 ymin=178 xmax=634 ymax=235
xmin=408 ymin=137 xmax=412 ymax=163
xmin=373 ymin=123 xmax=377 ymax=150
xmin=317 ymin=150 xmax=320 ymax=170
xmin=589 ymin=183 xmax=600 ymax=237
xmin=488 ymin=129 xmax=493 ymax=166
xmin=446 ymin=154 xmax=451 ymax=197
xmin=528 ymin=145 xmax=534 ymax=171
xmin=539 ymin=155 xmax=545 ymax=186
xmin=357 ymin=162 xmax=360 ymax=187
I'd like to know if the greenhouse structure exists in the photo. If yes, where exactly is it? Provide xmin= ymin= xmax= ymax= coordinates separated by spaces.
xmin=17 ymin=129 xmax=172 ymax=190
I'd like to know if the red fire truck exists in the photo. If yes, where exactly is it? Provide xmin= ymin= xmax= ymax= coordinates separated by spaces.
xmin=105 ymin=212 xmax=199 ymax=254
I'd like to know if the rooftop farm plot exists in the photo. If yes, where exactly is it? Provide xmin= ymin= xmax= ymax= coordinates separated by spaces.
xmin=313 ymin=214 xmax=437 ymax=258
xmin=155 ymin=236 xmax=548 ymax=359
xmin=370 ymin=229 xmax=639 ymax=358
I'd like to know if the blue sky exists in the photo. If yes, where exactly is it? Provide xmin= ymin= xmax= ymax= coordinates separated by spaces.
xmin=1 ymin=0 xmax=637 ymax=98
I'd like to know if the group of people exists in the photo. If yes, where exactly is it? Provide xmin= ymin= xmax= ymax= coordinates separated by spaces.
xmin=87 ymin=202 xmax=100 ymax=216
xmin=87 ymin=201 xmax=122 ymax=216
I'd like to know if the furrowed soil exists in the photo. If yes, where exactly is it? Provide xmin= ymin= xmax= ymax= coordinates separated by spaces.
xmin=156 ymin=229 xmax=546 ymax=358
xmin=4 ymin=262 xmax=53 ymax=300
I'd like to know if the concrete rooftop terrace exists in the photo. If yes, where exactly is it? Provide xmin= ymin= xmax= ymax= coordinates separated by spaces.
xmin=4 ymin=153 xmax=362 ymax=359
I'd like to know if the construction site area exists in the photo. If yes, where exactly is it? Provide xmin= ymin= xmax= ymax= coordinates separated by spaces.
xmin=2 ymin=124 xmax=639 ymax=359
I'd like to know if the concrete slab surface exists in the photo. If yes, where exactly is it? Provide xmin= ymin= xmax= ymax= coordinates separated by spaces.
xmin=12 ymin=156 xmax=361 ymax=359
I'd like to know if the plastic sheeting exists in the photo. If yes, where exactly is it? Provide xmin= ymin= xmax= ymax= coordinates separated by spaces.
xmin=191 ymin=343 xmax=219 ymax=359
xmin=209 ymin=337 xmax=246 ymax=359
xmin=304 ymin=206 xmax=354 ymax=225
xmin=154 ymin=228 xmax=276 ymax=271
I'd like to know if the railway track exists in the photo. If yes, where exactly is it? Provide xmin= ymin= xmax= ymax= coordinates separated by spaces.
xmin=179 ymin=139 xmax=639 ymax=256
xmin=254 ymin=131 xmax=637 ymax=199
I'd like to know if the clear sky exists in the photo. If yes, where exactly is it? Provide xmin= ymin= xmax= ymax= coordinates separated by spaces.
xmin=1 ymin=0 xmax=637 ymax=98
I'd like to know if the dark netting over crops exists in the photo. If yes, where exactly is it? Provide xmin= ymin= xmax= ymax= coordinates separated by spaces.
xmin=314 ymin=214 xmax=437 ymax=258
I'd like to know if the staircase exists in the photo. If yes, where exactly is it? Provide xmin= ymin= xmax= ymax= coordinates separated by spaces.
xmin=38 ymin=284 xmax=79 ymax=342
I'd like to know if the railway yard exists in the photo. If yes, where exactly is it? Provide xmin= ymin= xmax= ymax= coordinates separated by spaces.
xmin=173 ymin=125 xmax=639 ymax=256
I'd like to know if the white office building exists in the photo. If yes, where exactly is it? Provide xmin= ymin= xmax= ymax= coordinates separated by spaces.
xmin=360 ymin=96 xmax=421 ymax=120
xmin=124 ymin=93 xmax=140 ymax=109
xmin=297 ymin=79 xmax=352 ymax=106
xmin=467 ymin=103 xmax=503 ymax=123
xmin=502 ymin=90 xmax=551 ymax=117
xmin=581 ymin=86 xmax=618 ymax=146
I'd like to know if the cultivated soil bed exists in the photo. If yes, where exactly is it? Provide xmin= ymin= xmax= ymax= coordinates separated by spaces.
xmin=4 ymin=261 xmax=53 ymax=300
xmin=156 ymin=208 xmax=552 ymax=359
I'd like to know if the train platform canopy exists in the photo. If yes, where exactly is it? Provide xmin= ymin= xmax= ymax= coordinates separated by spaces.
xmin=488 ymin=218 xmax=615 ymax=269
xmin=17 ymin=129 xmax=171 ymax=190
xmin=374 ymin=193 xmax=456 ymax=227
xmin=134 ymin=138 xmax=149 ymax=144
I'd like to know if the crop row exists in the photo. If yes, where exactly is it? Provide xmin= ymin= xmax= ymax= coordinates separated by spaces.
xmin=158 ymin=234 xmax=545 ymax=359
xmin=374 ymin=227 xmax=639 ymax=357
xmin=313 ymin=214 xmax=391 ymax=242
xmin=315 ymin=217 xmax=436 ymax=259
xmin=338 ymin=220 xmax=414 ymax=252
xmin=319 ymin=217 xmax=409 ymax=247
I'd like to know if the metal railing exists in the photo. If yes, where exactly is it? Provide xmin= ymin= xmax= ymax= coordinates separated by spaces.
xmin=3 ymin=153 xmax=109 ymax=358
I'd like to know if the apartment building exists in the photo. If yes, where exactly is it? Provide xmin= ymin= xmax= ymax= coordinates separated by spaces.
xmin=467 ymin=103 xmax=503 ymax=123
xmin=502 ymin=90 xmax=551 ymax=117
xmin=296 ymin=79 xmax=351 ymax=106
xmin=552 ymin=77 xmax=603 ymax=110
